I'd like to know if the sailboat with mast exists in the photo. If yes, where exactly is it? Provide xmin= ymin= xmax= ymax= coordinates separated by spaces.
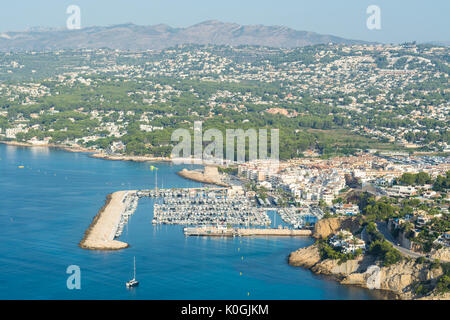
xmin=126 ymin=256 xmax=139 ymax=288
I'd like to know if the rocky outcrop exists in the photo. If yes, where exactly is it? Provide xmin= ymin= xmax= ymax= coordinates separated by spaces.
xmin=289 ymin=244 xmax=364 ymax=280
xmin=177 ymin=168 xmax=229 ymax=187
xmin=429 ymin=248 xmax=450 ymax=263
xmin=313 ymin=216 xmax=361 ymax=239
xmin=341 ymin=260 xmax=443 ymax=297
xmin=289 ymin=243 xmax=448 ymax=300
xmin=289 ymin=244 xmax=322 ymax=269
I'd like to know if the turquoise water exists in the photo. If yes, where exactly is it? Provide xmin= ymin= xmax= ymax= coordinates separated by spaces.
xmin=0 ymin=144 xmax=383 ymax=299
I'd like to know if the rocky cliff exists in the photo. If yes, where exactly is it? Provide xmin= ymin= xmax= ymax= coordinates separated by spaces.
xmin=289 ymin=243 xmax=449 ymax=300
xmin=313 ymin=216 xmax=361 ymax=239
xmin=430 ymin=248 xmax=450 ymax=263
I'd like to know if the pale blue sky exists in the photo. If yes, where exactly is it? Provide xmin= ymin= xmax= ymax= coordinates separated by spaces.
xmin=1 ymin=0 xmax=449 ymax=43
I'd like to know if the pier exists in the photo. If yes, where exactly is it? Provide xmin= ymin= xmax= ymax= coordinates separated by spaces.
xmin=184 ymin=226 xmax=312 ymax=237
xmin=79 ymin=190 xmax=138 ymax=250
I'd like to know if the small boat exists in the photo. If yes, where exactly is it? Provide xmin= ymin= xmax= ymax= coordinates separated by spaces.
xmin=126 ymin=256 xmax=139 ymax=288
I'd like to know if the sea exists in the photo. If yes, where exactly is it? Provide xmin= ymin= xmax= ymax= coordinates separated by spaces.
xmin=0 ymin=144 xmax=387 ymax=299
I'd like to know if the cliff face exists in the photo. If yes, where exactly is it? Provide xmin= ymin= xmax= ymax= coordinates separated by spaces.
xmin=289 ymin=244 xmax=322 ymax=269
xmin=342 ymin=260 xmax=443 ymax=297
xmin=430 ymin=248 xmax=450 ymax=263
xmin=288 ymin=244 xmax=449 ymax=300
xmin=313 ymin=216 xmax=361 ymax=239
xmin=289 ymin=244 xmax=363 ymax=280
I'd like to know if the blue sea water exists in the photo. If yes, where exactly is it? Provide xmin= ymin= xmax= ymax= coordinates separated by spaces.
xmin=0 ymin=144 xmax=385 ymax=299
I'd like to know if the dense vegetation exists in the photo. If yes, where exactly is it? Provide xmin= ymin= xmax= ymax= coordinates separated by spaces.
xmin=1 ymin=44 xmax=448 ymax=157
xmin=318 ymin=239 xmax=363 ymax=264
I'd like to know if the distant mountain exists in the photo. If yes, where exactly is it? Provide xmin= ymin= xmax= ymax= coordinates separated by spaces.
xmin=0 ymin=20 xmax=372 ymax=52
xmin=422 ymin=41 xmax=450 ymax=47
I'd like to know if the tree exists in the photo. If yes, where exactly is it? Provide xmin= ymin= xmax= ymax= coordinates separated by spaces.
xmin=433 ymin=171 xmax=450 ymax=192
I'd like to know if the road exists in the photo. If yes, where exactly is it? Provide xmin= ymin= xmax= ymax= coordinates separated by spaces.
xmin=376 ymin=222 xmax=427 ymax=260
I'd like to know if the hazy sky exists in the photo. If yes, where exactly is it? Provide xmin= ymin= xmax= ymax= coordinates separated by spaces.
xmin=1 ymin=0 xmax=449 ymax=43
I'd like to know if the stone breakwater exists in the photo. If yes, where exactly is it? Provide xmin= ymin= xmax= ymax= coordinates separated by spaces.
xmin=79 ymin=190 xmax=138 ymax=250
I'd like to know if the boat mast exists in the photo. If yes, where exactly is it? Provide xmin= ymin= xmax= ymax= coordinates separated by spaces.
xmin=133 ymin=256 xmax=136 ymax=279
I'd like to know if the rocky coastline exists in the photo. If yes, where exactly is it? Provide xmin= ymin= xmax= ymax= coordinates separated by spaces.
xmin=288 ymin=217 xmax=450 ymax=300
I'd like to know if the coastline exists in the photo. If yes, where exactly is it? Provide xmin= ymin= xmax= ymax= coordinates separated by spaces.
xmin=288 ymin=217 xmax=450 ymax=300
xmin=0 ymin=140 xmax=172 ymax=162
xmin=79 ymin=190 xmax=135 ymax=250
xmin=5 ymin=141 xmax=446 ymax=299
xmin=90 ymin=152 xmax=171 ymax=162
xmin=0 ymin=140 xmax=96 ymax=153
xmin=288 ymin=243 xmax=450 ymax=300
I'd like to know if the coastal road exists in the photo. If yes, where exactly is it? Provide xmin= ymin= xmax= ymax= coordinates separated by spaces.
xmin=376 ymin=222 xmax=427 ymax=260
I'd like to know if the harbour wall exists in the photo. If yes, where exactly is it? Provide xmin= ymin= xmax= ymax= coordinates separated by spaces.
xmin=184 ymin=226 xmax=312 ymax=237
xmin=79 ymin=190 xmax=137 ymax=250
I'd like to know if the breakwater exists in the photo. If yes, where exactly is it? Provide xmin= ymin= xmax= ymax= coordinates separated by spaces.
xmin=184 ymin=226 xmax=312 ymax=237
xmin=79 ymin=190 xmax=138 ymax=250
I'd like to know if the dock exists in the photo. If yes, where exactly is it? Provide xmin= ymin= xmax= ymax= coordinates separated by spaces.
xmin=150 ymin=188 xmax=271 ymax=226
xmin=184 ymin=226 xmax=312 ymax=237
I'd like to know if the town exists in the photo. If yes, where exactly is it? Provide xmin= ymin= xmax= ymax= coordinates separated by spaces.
xmin=0 ymin=43 xmax=448 ymax=158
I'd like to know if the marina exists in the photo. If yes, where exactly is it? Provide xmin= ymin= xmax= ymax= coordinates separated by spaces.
xmin=80 ymin=186 xmax=320 ymax=250
xmin=278 ymin=207 xmax=323 ymax=229
xmin=150 ymin=188 xmax=271 ymax=226
xmin=114 ymin=191 xmax=139 ymax=238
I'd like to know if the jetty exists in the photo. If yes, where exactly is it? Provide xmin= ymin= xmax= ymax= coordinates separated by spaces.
xmin=184 ymin=226 xmax=312 ymax=237
xmin=79 ymin=190 xmax=138 ymax=250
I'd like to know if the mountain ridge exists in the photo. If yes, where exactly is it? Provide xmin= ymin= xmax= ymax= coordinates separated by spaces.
xmin=0 ymin=20 xmax=373 ymax=52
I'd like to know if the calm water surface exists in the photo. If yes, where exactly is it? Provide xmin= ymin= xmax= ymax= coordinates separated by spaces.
xmin=0 ymin=144 xmax=386 ymax=299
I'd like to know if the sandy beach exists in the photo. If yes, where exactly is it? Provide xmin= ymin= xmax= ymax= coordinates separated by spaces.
xmin=79 ymin=190 xmax=136 ymax=250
